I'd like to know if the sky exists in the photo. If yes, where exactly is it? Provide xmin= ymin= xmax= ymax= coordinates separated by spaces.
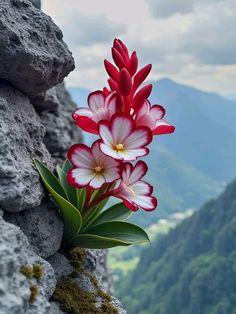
xmin=42 ymin=0 xmax=236 ymax=95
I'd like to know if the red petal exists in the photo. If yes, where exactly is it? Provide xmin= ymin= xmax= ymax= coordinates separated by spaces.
xmin=123 ymin=199 xmax=139 ymax=211
xmin=119 ymin=68 xmax=132 ymax=96
xmin=133 ymin=64 xmax=152 ymax=89
xmin=132 ymin=84 xmax=153 ymax=111
xmin=108 ymin=78 xmax=118 ymax=91
xmin=153 ymin=124 xmax=175 ymax=135
xmin=112 ymin=48 xmax=125 ymax=69
xmin=127 ymin=51 xmax=138 ymax=76
xmin=104 ymin=59 xmax=119 ymax=82
xmin=75 ymin=116 xmax=98 ymax=134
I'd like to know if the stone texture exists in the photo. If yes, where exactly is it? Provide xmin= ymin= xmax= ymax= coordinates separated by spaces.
xmin=47 ymin=253 xmax=73 ymax=280
xmin=39 ymin=83 xmax=83 ymax=161
xmin=30 ymin=87 xmax=59 ymax=112
xmin=0 ymin=215 xmax=56 ymax=314
xmin=29 ymin=0 xmax=41 ymax=9
xmin=4 ymin=198 xmax=64 ymax=259
xmin=0 ymin=0 xmax=74 ymax=95
xmin=0 ymin=83 xmax=52 ymax=212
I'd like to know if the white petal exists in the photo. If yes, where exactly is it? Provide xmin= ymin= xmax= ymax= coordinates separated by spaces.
xmin=103 ymin=168 xmax=120 ymax=182
xmin=126 ymin=162 xmax=147 ymax=185
xmin=111 ymin=115 xmax=133 ymax=143
xmin=151 ymin=105 xmax=165 ymax=120
xmin=117 ymin=148 xmax=148 ymax=161
xmin=99 ymin=123 xmax=114 ymax=145
xmin=74 ymin=108 xmax=93 ymax=118
xmin=100 ymin=143 xmax=122 ymax=160
xmin=123 ymin=128 xmax=151 ymax=149
xmin=89 ymin=174 xmax=105 ymax=188
xmin=130 ymin=181 xmax=152 ymax=196
xmin=132 ymin=194 xmax=156 ymax=210
xmin=70 ymin=146 xmax=94 ymax=168
xmin=88 ymin=91 xmax=105 ymax=112
xmin=135 ymin=113 xmax=156 ymax=130
xmin=71 ymin=168 xmax=95 ymax=186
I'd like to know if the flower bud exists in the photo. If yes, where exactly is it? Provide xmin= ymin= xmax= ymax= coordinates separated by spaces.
xmin=119 ymin=68 xmax=132 ymax=96
xmin=104 ymin=59 xmax=119 ymax=81
xmin=133 ymin=64 xmax=152 ymax=89
xmin=132 ymin=84 xmax=153 ymax=110
xmin=112 ymin=48 xmax=125 ymax=69
xmin=127 ymin=51 xmax=138 ymax=76
xmin=108 ymin=78 xmax=118 ymax=91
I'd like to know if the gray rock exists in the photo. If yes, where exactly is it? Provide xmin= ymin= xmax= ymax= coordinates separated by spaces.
xmin=39 ymin=83 xmax=83 ymax=160
xmin=0 ymin=83 xmax=52 ymax=212
xmin=0 ymin=0 xmax=74 ymax=95
xmin=0 ymin=215 xmax=56 ymax=314
xmin=47 ymin=253 xmax=73 ymax=280
xmin=50 ymin=302 xmax=67 ymax=314
xmin=29 ymin=0 xmax=41 ymax=9
xmin=4 ymin=198 xmax=64 ymax=259
xmin=30 ymin=87 xmax=59 ymax=112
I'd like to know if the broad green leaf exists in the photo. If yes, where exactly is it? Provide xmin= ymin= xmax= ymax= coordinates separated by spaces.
xmin=34 ymin=160 xmax=67 ymax=199
xmin=56 ymin=165 xmax=77 ymax=207
xmin=85 ymin=221 xmax=149 ymax=245
xmin=89 ymin=202 xmax=132 ymax=227
xmin=77 ymin=188 xmax=86 ymax=212
xmin=69 ymin=234 xmax=131 ymax=249
xmin=62 ymin=159 xmax=73 ymax=173
xmin=34 ymin=160 xmax=82 ymax=240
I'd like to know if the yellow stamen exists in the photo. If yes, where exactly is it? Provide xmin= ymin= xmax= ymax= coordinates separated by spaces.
xmin=115 ymin=143 xmax=124 ymax=151
xmin=94 ymin=166 xmax=102 ymax=173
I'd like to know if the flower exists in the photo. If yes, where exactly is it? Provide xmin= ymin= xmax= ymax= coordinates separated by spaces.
xmin=72 ymin=90 xmax=117 ymax=134
xmin=111 ymin=161 xmax=157 ymax=211
xmin=67 ymin=141 xmax=121 ymax=189
xmin=98 ymin=113 xmax=152 ymax=161
xmin=134 ymin=100 xmax=175 ymax=135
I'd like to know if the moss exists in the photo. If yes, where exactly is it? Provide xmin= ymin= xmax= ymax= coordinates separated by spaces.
xmin=20 ymin=265 xmax=33 ymax=279
xmin=52 ymin=248 xmax=118 ymax=314
xmin=33 ymin=264 xmax=44 ymax=280
xmin=53 ymin=278 xmax=118 ymax=314
xmin=30 ymin=284 xmax=39 ymax=303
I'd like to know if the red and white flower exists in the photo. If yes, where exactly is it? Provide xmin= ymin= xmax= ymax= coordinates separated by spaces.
xmin=134 ymin=100 xmax=175 ymax=135
xmin=73 ymin=90 xmax=117 ymax=134
xmin=67 ymin=141 xmax=121 ymax=189
xmin=112 ymin=161 xmax=157 ymax=211
xmin=98 ymin=113 xmax=152 ymax=161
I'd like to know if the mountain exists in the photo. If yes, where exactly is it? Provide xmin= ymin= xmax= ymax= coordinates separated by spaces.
xmin=150 ymin=79 xmax=236 ymax=181
xmin=119 ymin=179 xmax=236 ymax=314
xmin=67 ymin=80 xmax=236 ymax=223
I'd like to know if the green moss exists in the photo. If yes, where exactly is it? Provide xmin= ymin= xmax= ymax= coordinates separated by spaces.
xmin=30 ymin=284 xmax=39 ymax=303
xmin=52 ymin=247 xmax=118 ymax=314
xmin=20 ymin=265 xmax=33 ymax=279
xmin=33 ymin=264 xmax=44 ymax=280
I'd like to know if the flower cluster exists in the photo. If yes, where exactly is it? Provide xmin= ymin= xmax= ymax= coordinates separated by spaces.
xmin=68 ymin=39 xmax=175 ymax=212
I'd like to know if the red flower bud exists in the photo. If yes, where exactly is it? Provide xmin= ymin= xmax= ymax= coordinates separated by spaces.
xmin=103 ymin=87 xmax=110 ymax=97
xmin=112 ymin=48 xmax=125 ymax=69
xmin=117 ymin=39 xmax=129 ymax=57
xmin=133 ymin=64 xmax=152 ymax=89
xmin=108 ymin=78 xmax=118 ymax=91
xmin=104 ymin=59 xmax=119 ymax=81
xmin=127 ymin=51 xmax=138 ymax=76
xmin=132 ymin=84 xmax=153 ymax=110
xmin=119 ymin=68 xmax=132 ymax=96
xmin=113 ymin=39 xmax=129 ymax=63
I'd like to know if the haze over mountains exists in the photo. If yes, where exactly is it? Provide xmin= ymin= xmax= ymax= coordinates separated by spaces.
xmin=68 ymin=79 xmax=236 ymax=226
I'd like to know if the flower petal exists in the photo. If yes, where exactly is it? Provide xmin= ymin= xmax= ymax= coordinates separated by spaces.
xmin=103 ymin=168 xmax=120 ymax=182
xmin=99 ymin=121 xmax=114 ymax=145
xmin=126 ymin=161 xmax=148 ymax=185
xmin=151 ymin=105 xmax=165 ymax=119
xmin=75 ymin=116 xmax=98 ymax=134
xmin=153 ymin=120 xmax=175 ymax=135
xmin=99 ymin=143 xmax=121 ymax=160
xmin=117 ymin=148 xmax=149 ymax=161
xmin=68 ymin=144 xmax=94 ymax=168
xmin=123 ymin=127 xmax=152 ymax=149
xmin=89 ymin=174 xmax=106 ymax=189
xmin=111 ymin=114 xmax=134 ymax=143
xmin=88 ymin=91 xmax=105 ymax=112
xmin=67 ymin=168 xmax=95 ymax=188
xmin=73 ymin=107 xmax=93 ymax=119
xmin=132 ymin=194 xmax=157 ymax=211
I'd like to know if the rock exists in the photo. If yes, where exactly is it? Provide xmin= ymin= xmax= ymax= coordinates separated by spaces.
xmin=0 ymin=0 xmax=74 ymax=95
xmin=39 ymin=83 xmax=83 ymax=161
xmin=4 ymin=198 xmax=64 ymax=259
xmin=50 ymin=302 xmax=67 ymax=314
xmin=30 ymin=87 xmax=59 ymax=112
xmin=29 ymin=0 xmax=41 ymax=9
xmin=0 ymin=83 xmax=52 ymax=212
xmin=47 ymin=253 xmax=73 ymax=280
xmin=0 ymin=215 xmax=56 ymax=314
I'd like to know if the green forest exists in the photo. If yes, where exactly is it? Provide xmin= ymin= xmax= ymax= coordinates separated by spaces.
xmin=117 ymin=180 xmax=236 ymax=314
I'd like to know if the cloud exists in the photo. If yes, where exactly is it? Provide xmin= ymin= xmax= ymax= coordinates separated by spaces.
xmin=61 ymin=11 xmax=126 ymax=47
xmin=147 ymin=0 xmax=224 ymax=18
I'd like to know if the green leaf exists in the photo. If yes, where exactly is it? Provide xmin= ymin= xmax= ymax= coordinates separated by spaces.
xmin=77 ymin=188 xmax=86 ymax=212
xmin=62 ymin=159 xmax=73 ymax=173
xmin=69 ymin=234 xmax=131 ymax=249
xmin=56 ymin=165 xmax=77 ymax=207
xmin=69 ymin=221 xmax=150 ymax=248
xmin=34 ymin=160 xmax=82 ymax=241
xmin=89 ymin=202 xmax=132 ymax=227
xmin=34 ymin=159 xmax=67 ymax=199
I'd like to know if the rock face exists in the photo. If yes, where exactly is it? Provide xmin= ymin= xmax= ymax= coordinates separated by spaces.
xmin=0 ymin=215 xmax=56 ymax=314
xmin=0 ymin=82 xmax=51 ymax=212
xmin=38 ymin=83 xmax=83 ymax=161
xmin=29 ymin=0 xmax=41 ymax=9
xmin=0 ymin=0 xmax=74 ymax=95
xmin=4 ymin=198 xmax=64 ymax=258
